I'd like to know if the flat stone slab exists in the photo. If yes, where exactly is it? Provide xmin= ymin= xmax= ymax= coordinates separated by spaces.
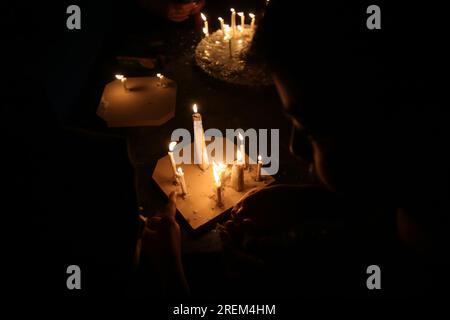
xmin=97 ymin=76 xmax=176 ymax=127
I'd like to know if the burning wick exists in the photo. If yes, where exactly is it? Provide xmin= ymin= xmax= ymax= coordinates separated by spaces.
xmin=115 ymin=74 xmax=128 ymax=91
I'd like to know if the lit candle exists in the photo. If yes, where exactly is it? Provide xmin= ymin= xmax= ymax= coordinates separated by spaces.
xmin=192 ymin=104 xmax=209 ymax=170
xmin=115 ymin=74 xmax=128 ymax=91
xmin=213 ymin=161 xmax=223 ymax=207
xmin=218 ymin=17 xmax=224 ymax=33
xmin=249 ymin=13 xmax=256 ymax=31
xmin=231 ymin=150 xmax=245 ymax=192
xmin=168 ymin=141 xmax=178 ymax=180
xmin=176 ymin=167 xmax=187 ymax=195
xmin=201 ymin=13 xmax=209 ymax=37
xmin=224 ymin=25 xmax=232 ymax=58
xmin=238 ymin=132 xmax=245 ymax=165
xmin=230 ymin=8 xmax=236 ymax=37
xmin=237 ymin=25 xmax=243 ymax=34
xmin=238 ymin=12 xmax=245 ymax=30
xmin=156 ymin=73 xmax=166 ymax=87
xmin=256 ymin=155 xmax=262 ymax=181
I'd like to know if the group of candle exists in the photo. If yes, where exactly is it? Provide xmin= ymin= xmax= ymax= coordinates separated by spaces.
xmin=115 ymin=73 xmax=166 ymax=92
xmin=201 ymin=9 xmax=256 ymax=39
xmin=167 ymin=104 xmax=263 ymax=206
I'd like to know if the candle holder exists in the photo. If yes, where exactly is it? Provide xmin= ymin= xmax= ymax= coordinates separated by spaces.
xmin=152 ymin=139 xmax=275 ymax=233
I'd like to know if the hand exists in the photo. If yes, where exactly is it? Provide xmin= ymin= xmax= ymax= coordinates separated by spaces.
xmin=167 ymin=2 xmax=197 ymax=22
xmin=141 ymin=192 xmax=181 ymax=266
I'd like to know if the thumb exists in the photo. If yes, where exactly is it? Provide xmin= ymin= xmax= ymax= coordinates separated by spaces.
xmin=164 ymin=191 xmax=177 ymax=219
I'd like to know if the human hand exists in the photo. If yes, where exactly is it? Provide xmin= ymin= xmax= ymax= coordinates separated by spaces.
xmin=141 ymin=192 xmax=182 ymax=269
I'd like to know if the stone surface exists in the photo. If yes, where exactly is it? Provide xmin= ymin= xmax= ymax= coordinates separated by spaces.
xmin=97 ymin=76 xmax=176 ymax=127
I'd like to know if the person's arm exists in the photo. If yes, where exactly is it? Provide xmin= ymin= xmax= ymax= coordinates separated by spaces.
xmin=139 ymin=192 xmax=190 ymax=296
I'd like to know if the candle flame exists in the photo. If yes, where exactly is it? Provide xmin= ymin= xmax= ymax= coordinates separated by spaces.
xmin=238 ymin=12 xmax=244 ymax=17
xmin=201 ymin=13 xmax=207 ymax=21
xmin=249 ymin=13 xmax=255 ymax=19
xmin=157 ymin=73 xmax=163 ymax=79
xmin=177 ymin=167 xmax=183 ymax=175
xmin=193 ymin=103 xmax=198 ymax=113
xmin=238 ymin=132 xmax=244 ymax=141
xmin=237 ymin=149 xmax=243 ymax=162
xmin=115 ymin=74 xmax=125 ymax=80
xmin=258 ymin=155 xmax=262 ymax=161
xmin=230 ymin=8 xmax=235 ymax=13
xmin=213 ymin=161 xmax=226 ymax=186
xmin=212 ymin=161 xmax=221 ymax=186
xmin=218 ymin=17 xmax=223 ymax=22
xmin=169 ymin=141 xmax=177 ymax=152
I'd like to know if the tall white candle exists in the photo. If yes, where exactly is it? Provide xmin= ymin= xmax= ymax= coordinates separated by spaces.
xmin=249 ymin=13 xmax=256 ymax=31
xmin=256 ymin=155 xmax=262 ymax=181
xmin=168 ymin=142 xmax=178 ymax=180
xmin=218 ymin=17 xmax=224 ymax=33
xmin=192 ymin=104 xmax=209 ymax=170
xmin=176 ymin=167 xmax=187 ymax=195
xmin=115 ymin=74 xmax=128 ymax=91
xmin=238 ymin=12 xmax=245 ymax=30
xmin=201 ymin=13 xmax=209 ymax=36
xmin=230 ymin=8 xmax=236 ymax=37
xmin=238 ymin=132 xmax=245 ymax=165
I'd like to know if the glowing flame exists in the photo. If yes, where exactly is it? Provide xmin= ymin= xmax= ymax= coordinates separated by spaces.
xmin=157 ymin=73 xmax=164 ymax=79
xmin=201 ymin=13 xmax=207 ymax=21
xmin=169 ymin=141 xmax=177 ymax=152
xmin=230 ymin=8 xmax=235 ymax=13
xmin=193 ymin=103 xmax=198 ymax=113
xmin=237 ymin=149 xmax=243 ymax=162
xmin=213 ymin=161 xmax=221 ymax=186
xmin=258 ymin=155 xmax=262 ymax=162
xmin=249 ymin=13 xmax=255 ymax=19
xmin=238 ymin=12 xmax=244 ymax=17
xmin=238 ymin=132 xmax=244 ymax=141
xmin=218 ymin=17 xmax=223 ymax=22
xmin=115 ymin=74 xmax=125 ymax=81
xmin=213 ymin=161 xmax=226 ymax=187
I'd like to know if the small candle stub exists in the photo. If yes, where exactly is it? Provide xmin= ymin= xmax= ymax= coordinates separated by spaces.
xmin=115 ymin=74 xmax=128 ymax=91
xmin=256 ymin=155 xmax=263 ymax=181
xmin=156 ymin=73 xmax=167 ymax=87
xmin=192 ymin=104 xmax=209 ymax=170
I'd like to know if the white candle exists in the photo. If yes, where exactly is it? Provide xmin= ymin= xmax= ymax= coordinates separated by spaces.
xmin=249 ymin=13 xmax=256 ymax=31
xmin=238 ymin=132 xmax=245 ymax=165
xmin=218 ymin=17 xmax=224 ymax=33
xmin=156 ymin=73 xmax=166 ymax=87
xmin=192 ymin=104 xmax=209 ymax=170
xmin=115 ymin=74 xmax=128 ymax=91
xmin=230 ymin=8 xmax=236 ymax=37
xmin=212 ymin=161 xmax=223 ymax=207
xmin=231 ymin=150 xmax=245 ymax=192
xmin=256 ymin=155 xmax=262 ymax=181
xmin=238 ymin=12 xmax=245 ymax=30
xmin=201 ymin=13 xmax=209 ymax=36
xmin=176 ymin=167 xmax=187 ymax=195
xmin=168 ymin=141 xmax=178 ymax=180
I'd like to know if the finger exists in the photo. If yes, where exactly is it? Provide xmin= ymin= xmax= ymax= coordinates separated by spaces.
xmin=147 ymin=216 xmax=162 ymax=230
